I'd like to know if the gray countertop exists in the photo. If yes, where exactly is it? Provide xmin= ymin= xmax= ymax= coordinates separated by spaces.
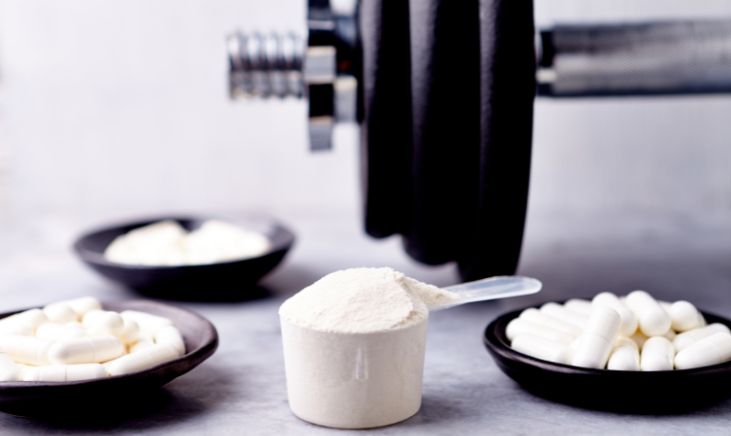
xmin=0 ymin=211 xmax=730 ymax=435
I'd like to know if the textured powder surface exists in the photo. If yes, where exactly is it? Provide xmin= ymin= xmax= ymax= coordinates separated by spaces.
xmin=279 ymin=267 xmax=458 ymax=333
xmin=105 ymin=220 xmax=271 ymax=266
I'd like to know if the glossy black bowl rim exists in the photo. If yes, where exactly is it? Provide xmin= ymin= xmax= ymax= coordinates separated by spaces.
xmin=484 ymin=304 xmax=731 ymax=376
xmin=0 ymin=300 xmax=218 ymax=388
xmin=73 ymin=214 xmax=296 ymax=270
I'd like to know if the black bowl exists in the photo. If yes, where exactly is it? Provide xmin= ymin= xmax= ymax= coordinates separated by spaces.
xmin=73 ymin=215 xmax=295 ymax=300
xmin=484 ymin=306 xmax=731 ymax=412
xmin=0 ymin=300 xmax=218 ymax=417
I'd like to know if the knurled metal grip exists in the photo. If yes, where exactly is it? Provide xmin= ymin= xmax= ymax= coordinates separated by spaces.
xmin=227 ymin=0 xmax=360 ymax=151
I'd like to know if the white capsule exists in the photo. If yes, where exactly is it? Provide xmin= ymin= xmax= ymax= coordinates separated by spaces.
xmin=571 ymin=335 xmax=612 ymax=369
xmin=0 ymin=335 xmax=52 ymax=365
xmin=540 ymin=302 xmax=588 ymax=329
xmin=511 ymin=334 xmax=571 ymax=364
xmin=48 ymin=336 xmax=125 ymax=364
xmin=607 ymin=338 xmax=640 ymax=371
xmin=129 ymin=337 xmax=155 ymax=353
xmin=20 ymin=365 xmax=66 ymax=382
xmin=668 ymin=301 xmax=705 ymax=332
xmin=519 ymin=308 xmax=581 ymax=337
xmin=592 ymin=292 xmax=638 ymax=336
xmin=675 ymin=332 xmax=731 ymax=370
xmin=571 ymin=306 xmax=621 ymax=369
xmin=0 ymin=353 xmax=20 ymax=381
xmin=20 ymin=363 xmax=108 ymax=382
xmin=0 ymin=321 xmax=34 ymax=336
xmin=64 ymin=363 xmax=108 ymax=381
xmin=154 ymin=326 xmax=185 ymax=355
xmin=641 ymin=336 xmax=674 ymax=371
xmin=42 ymin=303 xmax=77 ymax=323
xmin=674 ymin=323 xmax=730 ymax=352
xmin=505 ymin=317 xmax=575 ymax=344
xmin=105 ymin=344 xmax=180 ymax=376
xmin=120 ymin=311 xmax=173 ymax=335
xmin=0 ymin=309 xmax=48 ymax=336
xmin=584 ymin=305 xmax=622 ymax=341
xmin=35 ymin=322 xmax=87 ymax=341
xmin=62 ymin=297 xmax=102 ymax=317
xmin=625 ymin=291 xmax=671 ymax=337
xmin=83 ymin=310 xmax=124 ymax=337
xmin=116 ymin=318 xmax=141 ymax=345
xmin=564 ymin=299 xmax=593 ymax=316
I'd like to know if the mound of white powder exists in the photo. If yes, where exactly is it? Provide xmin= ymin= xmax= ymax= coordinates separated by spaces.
xmin=105 ymin=220 xmax=270 ymax=266
xmin=279 ymin=267 xmax=458 ymax=334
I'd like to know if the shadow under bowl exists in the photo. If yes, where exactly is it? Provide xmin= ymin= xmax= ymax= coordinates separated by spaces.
xmin=0 ymin=300 xmax=218 ymax=417
xmin=73 ymin=215 xmax=295 ymax=301
xmin=484 ymin=305 xmax=731 ymax=413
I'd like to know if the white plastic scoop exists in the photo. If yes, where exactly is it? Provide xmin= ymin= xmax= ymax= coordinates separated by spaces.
xmin=431 ymin=275 xmax=542 ymax=311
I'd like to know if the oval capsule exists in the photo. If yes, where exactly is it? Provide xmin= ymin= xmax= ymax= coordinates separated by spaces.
xmin=83 ymin=310 xmax=124 ymax=337
xmin=592 ymin=292 xmax=638 ymax=336
xmin=117 ymin=318 xmax=141 ymax=345
xmin=625 ymin=290 xmax=671 ymax=337
xmin=0 ymin=309 xmax=48 ymax=336
xmin=129 ymin=337 xmax=155 ymax=354
xmin=511 ymin=334 xmax=571 ymax=365
xmin=674 ymin=323 xmax=730 ymax=352
xmin=21 ymin=363 xmax=108 ymax=382
xmin=0 ymin=353 xmax=20 ymax=381
xmin=668 ymin=301 xmax=705 ymax=332
xmin=0 ymin=335 xmax=53 ymax=365
xmin=506 ymin=317 xmax=574 ymax=344
xmin=42 ymin=303 xmax=77 ymax=323
xmin=48 ymin=336 xmax=125 ymax=364
xmin=571 ymin=306 xmax=621 ymax=369
xmin=154 ymin=326 xmax=185 ymax=356
xmin=641 ymin=336 xmax=674 ymax=371
xmin=20 ymin=364 xmax=66 ymax=382
xmin=64 ymin=363 xmax=108 ymax=381
xmin=35 ymin=322 xmax=86 ymax=341
xmin=675 ymin=332 xmax=731 ymax=370
xmin=120 ymin=311 xmax=173 ymax=335
xmin=63 ymin=297 xmax=102 ymax=317
xmin=519 ymin=308 xmax=581 ymax=337
xmin=540 ymin=302 xmax=588 ymax=329
xmin=607 ymin=337 xmax=640 ymax=371
xmin=105 ymin=345 xmax=180 ymax=376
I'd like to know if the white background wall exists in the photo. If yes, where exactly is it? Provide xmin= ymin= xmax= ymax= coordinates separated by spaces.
xmin=0 ymin=1 xmax=730 ymax=293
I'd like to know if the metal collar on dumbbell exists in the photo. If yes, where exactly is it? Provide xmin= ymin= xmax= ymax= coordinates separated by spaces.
xmin=227 ymin=0 xmax=361 ymax=151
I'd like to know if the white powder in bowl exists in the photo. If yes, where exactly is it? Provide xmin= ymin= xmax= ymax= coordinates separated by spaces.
xmin=104 ymin=220 xmax=271 ymax=266
xmin=279 ymin=267 xmax=458 ymax=334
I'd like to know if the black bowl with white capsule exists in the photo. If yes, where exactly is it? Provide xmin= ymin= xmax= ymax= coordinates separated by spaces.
xmin=0 ymin=300 xmax=218 ymax=417
xmin=73 ymin=214 xmax=295 ymax=301
xmin=484 ymin=304 xmax=731 ymax=412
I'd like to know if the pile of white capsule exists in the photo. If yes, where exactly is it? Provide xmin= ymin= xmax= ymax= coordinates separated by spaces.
xmin=507 ymin=290 xmax=731 ymax=370
xmin=0 ymin=297 xmax=185 ymax=382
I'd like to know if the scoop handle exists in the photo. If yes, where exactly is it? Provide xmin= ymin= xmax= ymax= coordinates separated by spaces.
xmin=434 ymin=276 xmax=542 ymax=311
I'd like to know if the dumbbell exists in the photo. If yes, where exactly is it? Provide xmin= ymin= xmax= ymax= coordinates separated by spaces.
xmin=227 ymin=1 xmax=731 ymax=281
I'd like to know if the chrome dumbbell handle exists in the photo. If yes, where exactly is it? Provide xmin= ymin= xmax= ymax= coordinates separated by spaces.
xmin=538 ymin=19 xmax=731 ymax=97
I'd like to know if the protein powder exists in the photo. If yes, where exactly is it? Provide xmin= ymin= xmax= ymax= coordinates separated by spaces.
xmin=279 ymin=267 xmax=457 ymax=429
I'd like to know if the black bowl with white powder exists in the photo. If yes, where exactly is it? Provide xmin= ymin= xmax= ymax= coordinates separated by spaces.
xmin=73 ymin=214 xmax=295 ymax=301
